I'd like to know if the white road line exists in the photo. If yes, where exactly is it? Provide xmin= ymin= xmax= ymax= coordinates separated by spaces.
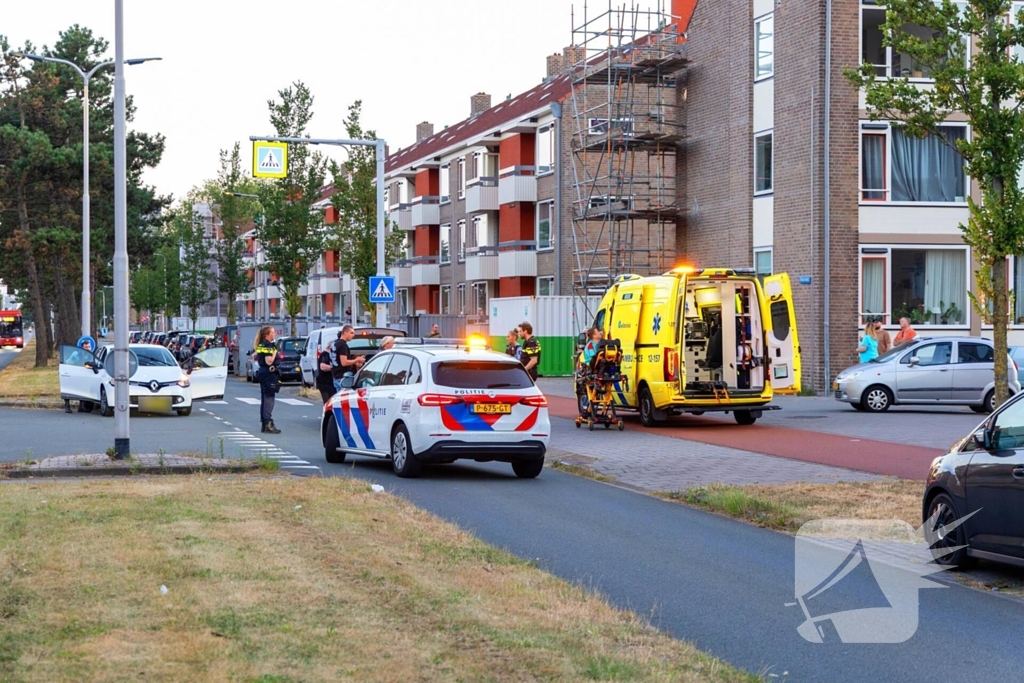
xmin=203 ymin=400 xmax=228 ymax=405
xmin=235 ymin=397 xmax=261 ymax=405
xmin=280 ymin=465 xmax=321 ymax=470
xmin=278 ymin=398 xmax=311 ymax=406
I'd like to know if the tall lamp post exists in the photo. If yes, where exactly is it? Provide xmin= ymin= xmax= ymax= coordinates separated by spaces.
xmin=231 ymin=192 xmax=267 ymax=322
xmin=11 ymin=52 xmax=160 ymax=339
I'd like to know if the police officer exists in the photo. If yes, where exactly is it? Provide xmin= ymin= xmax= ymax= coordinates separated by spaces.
xmin=519 ymin=321 xmax=541 ymax=381
xmin=254 ymin=326 xmax=281 ymax=434
xmin=315 ymin=343 xmax=335 ymax=403
xmin=330 ymin=325 xmax=364 ymax=392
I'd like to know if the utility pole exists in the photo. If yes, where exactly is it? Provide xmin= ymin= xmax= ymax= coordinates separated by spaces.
xmin=112 ymin=0 xmax=130 ymax=459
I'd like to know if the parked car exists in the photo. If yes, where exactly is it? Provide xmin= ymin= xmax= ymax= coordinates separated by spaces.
xmin=924 ymin=391 xmax=1024 ymax=568
xmin=300 ymin=327 xmax=407 ymax=387
xmin=275 ymin=337 xmax=305 ymax=383
xmin=321 ymin=345 xmax=550 ymax=478
xmin=833 ymin=336 xmax=1020 ymax=413
xmin=214 ymin=325 xmax=237 ymax=373
xmin=1010 ymin=346 xmax=1024 ymax=366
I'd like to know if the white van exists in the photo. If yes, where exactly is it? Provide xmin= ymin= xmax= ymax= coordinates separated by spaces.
xmin=300 ymin=327 xmax=407 ymax=386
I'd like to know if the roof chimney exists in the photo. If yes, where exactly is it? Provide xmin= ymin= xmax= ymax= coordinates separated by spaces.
xmin=546 ymin=53 xmax=565 ymax=77
xmin=415 ymin=121 xmax=434 ymax=142
xmin=562 ymin=45 xmax=582 ymax=68
xmin=470 ymin=92 xmax=491 ymax=117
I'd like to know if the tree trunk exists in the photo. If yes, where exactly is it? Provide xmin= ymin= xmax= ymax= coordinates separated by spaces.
xmin=992 ymin=256 xmax=1010 ymax=408
xmin=16 ymin=186 xmax=50 ymax=367
xmin=290 ymin=313 xmax=297 ymax=338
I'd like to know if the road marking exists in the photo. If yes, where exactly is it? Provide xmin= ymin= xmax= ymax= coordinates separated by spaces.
xmin=278 ymin=398 xmax=311 ymax=406
xmin=235 ymin=397 xmax=261 ymax=405
xmin=279 ymin=465 xmax=321 ymax=470
xmin=203 ymin=400 xmax=228 ymax=405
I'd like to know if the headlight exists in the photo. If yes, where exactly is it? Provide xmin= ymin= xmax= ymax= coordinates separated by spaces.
xmin=177 ymin=375 xmax=191 ymax=388
xmin=837 ymin=371 xmax=862 ymax=381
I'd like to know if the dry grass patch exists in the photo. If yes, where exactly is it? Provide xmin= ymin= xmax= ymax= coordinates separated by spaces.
xmin=294 ymin=385 xmax=322 ymax=401
xmin=0 ymin=476 xmax=757 ymax=682
xmin=0 ymin=341 xmax=59 ymax=402
xmin=659 ymin=480 xmax=924 ymax=533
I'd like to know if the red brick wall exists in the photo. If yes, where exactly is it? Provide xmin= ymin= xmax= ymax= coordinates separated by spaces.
xmin=415 ymin=168 xmax=439 ymax=197
xmin=414 ymin=285 xmax=438 ymax=313
xmin=414 ymin=226 xmax=438 ymax=257
xmin=499 ymin=203 xmax=535 ymax=243
xmin=500 ymin=134 xmax=536 ymax=168
xmin=499 ymin=277 xmax=536 ymax=298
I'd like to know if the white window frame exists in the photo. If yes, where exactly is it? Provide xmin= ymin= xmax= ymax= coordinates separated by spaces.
xmin=754 ymin=131 xmax=773 ymax=195
xmin=857 ymin=121 xmax=969 ymax=206
xmin=755 ymin=13 xmax=774 ymax=81
xmin=754 ymin=248 xmax=773 ymax=284
xmin=588 ymin=117 xmax=634 ymax=137
xmin=398 ymin=288 xmax=409 ymax=317
xmin=439 ymin=223 xmax=451 ymax=265
xmin=858 ymin=244 xmax=971 ymax=329
xmin=860 ymin=2 xmax=970 ymax=81
xmin=457 ymin=219 xmax=467 ymax=262
xmin=472 ymin=215 xmax=492 ymax=248
xmin=457 ymin=157 xmax=466 ymax=199
xmin=440 ymin=285 xmax=451 ymax=315
xmin=536 ymin=276 xmax=555 ymax=296
xmin=472 ymin=282 xmax=489 ymax=317
xmin=537 ymin=125 xmax=555 ymax=175
xmin=536 ymin=200 xmax=553 ymax=251
xmin=440 ymin=163 xmax=451 ymax=204
xmin=457 ymin=283 xmax=466 ymax=315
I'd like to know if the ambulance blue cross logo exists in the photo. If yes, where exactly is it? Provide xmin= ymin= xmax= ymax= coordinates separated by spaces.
xmin=368 ymin=276 xmax=396 ymax=303
xmin=652 ymin=313 xmax=662 ymax=334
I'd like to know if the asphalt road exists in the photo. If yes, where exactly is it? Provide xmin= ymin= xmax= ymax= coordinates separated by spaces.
xmin=0 ymin=347 xmax=18 ymax=374
xmin=5 ymin=372 xmax=1024 ymax=681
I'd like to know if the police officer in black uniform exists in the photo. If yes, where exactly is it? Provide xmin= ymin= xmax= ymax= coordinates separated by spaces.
xmin=519 ymin=321 xmax=542 ymax=381
xmin=254 ymin=325 xmax=281 ymax=433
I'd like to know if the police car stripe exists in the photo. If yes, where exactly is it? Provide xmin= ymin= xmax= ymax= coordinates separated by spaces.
xmin=350 ymin=395 xmax=376 ymax=450
xmin=334 ymin=404 xmax=358 ymax=448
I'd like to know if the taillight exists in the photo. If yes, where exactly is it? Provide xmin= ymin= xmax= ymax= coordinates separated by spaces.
xmin=418 ymin=394 xmax=462 ymax=406
xmin=519 ymin=395 xmax=548 ymax=407
xmin=664 ymin=347 xmax=678 ymax=382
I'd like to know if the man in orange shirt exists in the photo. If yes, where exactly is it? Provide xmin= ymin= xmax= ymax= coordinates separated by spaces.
xmin=893 ymin=317 xmax=917 ymax=345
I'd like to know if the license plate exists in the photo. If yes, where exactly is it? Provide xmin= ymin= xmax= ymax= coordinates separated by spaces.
xmin=472 ymin=403 xmax=511 ymax=414
xmin=138 ymin=396 xmax=172 ymax=412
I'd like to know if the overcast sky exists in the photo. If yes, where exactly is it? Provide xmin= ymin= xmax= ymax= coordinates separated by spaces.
xmin=6 ymin=0 xmax=660 ymax=203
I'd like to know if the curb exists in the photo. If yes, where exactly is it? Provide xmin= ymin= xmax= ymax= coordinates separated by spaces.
xmin=0 ymin=399 xmax=63 ymax=410
xmin=0 ymin=464 xmax=263 ymax=479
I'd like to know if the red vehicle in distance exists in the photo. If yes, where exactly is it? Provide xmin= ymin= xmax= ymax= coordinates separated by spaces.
xmin=0 ymin=310 xmax=24 ymax=349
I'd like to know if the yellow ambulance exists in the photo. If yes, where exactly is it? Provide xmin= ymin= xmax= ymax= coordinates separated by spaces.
xmin=577 ymin=267 xmax=801 ymax=426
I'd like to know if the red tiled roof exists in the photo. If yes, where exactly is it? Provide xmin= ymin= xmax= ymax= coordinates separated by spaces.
xmin=385 ymin=74 xmax=572 ymax=174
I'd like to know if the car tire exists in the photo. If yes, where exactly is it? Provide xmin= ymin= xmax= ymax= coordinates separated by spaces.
xmin=390 ymin=424 xmax=421 ymax=478
xmin=639 ymin=386 xmax=664 ymax=428
xmin=982 ymin=390 xmax=995 ymax=414
xmin=924 ymin=492 xmax=975 ymax=568
xmin=512 ymin=459 xmax=544 ymax=478
xmin=860 ymin=385 xmax=892 ymax=412
xmin=80 ymin=401 xmax=94 ymax=413
xmin=576 ymin=388 xmax=589 ymax=416
xmin=324 ymin=414 xmax=346 ymax=464
xmin=734 ymin=411 xmax=757 ymax=425
xmin=99 ymin=388 xmax=113 ymax=417
xmin=176 ymin=406 xmax=192 ymax=417
xmin=246 ymin=366 xmax=253 ymax=383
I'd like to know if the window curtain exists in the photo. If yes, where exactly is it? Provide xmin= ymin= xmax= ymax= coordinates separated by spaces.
xmin=862 ymin=259 xmax=884 ymax=317
xmin=924 ymin=250 xmax=966 ymax=323
xmin=861 ymin=135 xmax=885 ymax=199
xmin=891 ymin=127 xmax=966 ymax=202
xmin=1016 ymin=257 xmax=1024 ymax=324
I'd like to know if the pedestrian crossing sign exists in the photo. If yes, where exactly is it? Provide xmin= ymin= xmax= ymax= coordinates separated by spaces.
xmin=368 ymin=276 xmax=396 ymax=303
xmin=252 ymin=141 xmax=288 ymax=178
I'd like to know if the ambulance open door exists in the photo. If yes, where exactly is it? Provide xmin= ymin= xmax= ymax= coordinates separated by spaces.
xmin=762 ymin=273 xmax=801 ymax=394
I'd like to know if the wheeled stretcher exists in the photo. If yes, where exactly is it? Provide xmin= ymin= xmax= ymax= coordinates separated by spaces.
xmin=575 ymin=339 xmax=627 ymax=431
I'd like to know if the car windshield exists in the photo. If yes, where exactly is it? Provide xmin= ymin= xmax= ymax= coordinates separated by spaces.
xmin=133 ymin=346 xmax=178 ymax=367
xmin=349 ymin=338 xmax=384 ymax=351
xmin=870 ymin=341 xmax=916 ymax=363
xmin=431 ymin=361 xmax=533 ymax=389
xmin=279 ymin=339 xmax=304 ymax=353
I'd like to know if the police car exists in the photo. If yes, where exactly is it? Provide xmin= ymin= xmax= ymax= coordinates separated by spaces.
xmin=321 ymin=339 xmax=550 ymax=478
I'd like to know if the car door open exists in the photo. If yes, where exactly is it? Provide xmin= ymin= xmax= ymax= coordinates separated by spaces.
xmin=58 ymin=345 xmax=100 ymax=402
xmin=188 ymin=347 xmax=229 ymax=400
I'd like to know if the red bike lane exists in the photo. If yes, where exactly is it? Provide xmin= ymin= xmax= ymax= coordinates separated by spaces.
xmin=547 ymin=395 xmax=944 ymax=480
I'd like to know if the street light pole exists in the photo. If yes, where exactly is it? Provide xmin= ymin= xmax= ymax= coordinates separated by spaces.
xmin=112 ymin=0 xmax=130 ymax=460
xmin=11 ymin=52 xmax=160 ymax=340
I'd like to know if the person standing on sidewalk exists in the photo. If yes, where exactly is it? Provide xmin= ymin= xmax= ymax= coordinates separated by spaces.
xmin=856 ymin=321 xmax=878 ymax=364
xmin=894 ymin=317 xmax=917 ymax=345
xmin=315 ymin=343 xmax=335 ymax=403
xmin=331 ymin=325 xmax=364 ymax=392
xmin=426 ymin=323 xmax=441 ymax=338
xmin=520 ymin=321 xmax=541 ymax=381
xmin=254 ymin=326 xmax=281 ymax=434
xmin=874 ymin=319 xmax=891 ymax=354
xmin=505 ymin=329 xmax=522 ymax=361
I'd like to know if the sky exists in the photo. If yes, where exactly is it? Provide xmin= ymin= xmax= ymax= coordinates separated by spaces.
xmin=5 ymin=0 xmax=659 ymax=203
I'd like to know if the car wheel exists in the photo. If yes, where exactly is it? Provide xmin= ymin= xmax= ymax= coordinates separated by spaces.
xmin=983 ymin=390 xmax=995 ymax=414
xmin=860 ymin=385 xmax=892 ymax=412
xmin=924 ymin=493 xmax=975 ymax=568
xmin=99 ymin=388 xmax=113 ymax=417
xmin=246 ymin=366 xmax=253 ymax=383
xmin=390 ymin=424 xmax=421 ymax=478
xmin=639 ymin=386 xmax=664 ymax=428
xmin=176 ymin=406 xmax=192 ymax=417
xmin=512 ymin=459 xmax=544 ymax=478
xmin=323 ymin=413 xmax=346 ymax=464
xmin=734 ymin=411 xmax=757 ymax=425
xmin=80 ymin=401 xmax=94 ymax=413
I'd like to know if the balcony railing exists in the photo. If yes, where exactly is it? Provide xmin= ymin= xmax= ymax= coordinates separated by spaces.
xmin=395 ymin=259 xmax=413 ymax=287
xmin=389 ymin=202 xmax=412 ymax=231
xmin=465 ymin=246 xmax=499 ymax=281
xmin=465 ymin=177 xmax=499 ymax=214
xmin=410 ymin=196 xmax=440 ymax=226
xmin=498 ymin=166 xmax=537 ymax=205
xmin=498 ymin=241 xmax=538 ymax=278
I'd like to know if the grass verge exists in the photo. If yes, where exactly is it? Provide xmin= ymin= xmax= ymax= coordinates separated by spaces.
xmin=657 ymin=480 xmax=924 ymax=534
xmin=0 ymin=340 xmax=59 ymax=402
xmin=0 ymin=476 xmax=756 ymax=682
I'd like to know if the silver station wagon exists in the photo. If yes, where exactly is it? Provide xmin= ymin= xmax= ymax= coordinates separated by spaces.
xmin=833 ymin=336 xmax=1020 ymax=413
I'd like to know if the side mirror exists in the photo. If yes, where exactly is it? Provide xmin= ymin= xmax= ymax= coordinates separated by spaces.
xmin=974 ymin=429 xmax=992 ymax=450
xmin=908 ymin=356 xmax=920 ymax=367
xmin=340 ymin=376 xmax=355 ymax=389
xmin=577 ymin=332 xmax=587 ymax=349
xmin=86 ymin=362 xmax=99 ymax=374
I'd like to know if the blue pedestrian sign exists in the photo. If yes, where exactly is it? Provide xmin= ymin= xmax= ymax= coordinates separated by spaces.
xmin=368 ymin=276 xmax=396 ymax=303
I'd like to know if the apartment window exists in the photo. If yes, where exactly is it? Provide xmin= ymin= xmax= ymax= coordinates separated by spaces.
xmin=588 ymin=118 xmax=634 ymax=137
xmin=536 ymin=201 xmax=553 ymax=250
xmin=537 ymin=125 xmax=554 ymax=174
xmin=472 ymin=282 xmax=488 ymax=317
xmin=472 ymin=215 xmax=493 ymax=248
xmin=457 ymin=220 xmax=467 ymax=262
xmin=754 ymin=249 xmax=772 ymax=284
xmin=399 ymin=288 xmax=409 ymax=317
xmin=457 ymin=157 xmax=466 ymax=199
xmin=860 ymin=124 xmax=966 ymax=202
xmin=402 ymin=233 xmax=413 ymax=259
xmin=439 ymin=224 xmax=451 ymax=264
xmin=440 ymin=285 xmax=451 ymax=314
xmin=861 ymin=3 xmax=969 ymax=79
xmin=860 ymin=246 xmax=968 ymax=326
xmin=440 ymin=163 xmax=451 ymax=204
xmin=458 ymin=283 xmax=466 ymax=314
xmin=754 ymin=132 xmax=773 ymax=194
xmin=537 ymin=276 xmax=555 ymax=296
xmin=475 ymin=151 xmax=498 ymax=179
xmin=755 ymin=14 xmax=774 ymax=79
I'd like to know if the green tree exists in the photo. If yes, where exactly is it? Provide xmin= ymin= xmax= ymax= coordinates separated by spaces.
xmin=171 ymin=205 xmax=212 ymax=332
xmin=847 ymin=0 xmax=1024 ymax=409
xmin=329 ymin=101 xmax=404 ymax=323
xmin=256 ymin=81 xmax=327 ymax=336
xmin=204 ymin=143 xmax=257 ymax=324
xmin=129 ymin=267 xmax=161 ymax=329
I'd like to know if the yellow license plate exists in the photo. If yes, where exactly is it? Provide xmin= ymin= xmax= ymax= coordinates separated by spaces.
xmin=138 ymin=396 xmax=172 ymax=412
xmin=472 ymin=403 xmax=512 ymax=414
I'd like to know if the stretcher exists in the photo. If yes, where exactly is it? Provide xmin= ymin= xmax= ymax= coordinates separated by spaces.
xmin=575 ymin=339 xmax=627 ymax=431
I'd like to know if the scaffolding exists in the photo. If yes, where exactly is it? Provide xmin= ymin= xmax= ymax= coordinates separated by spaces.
xmin=568 ymin=1 xmax=688 ymax=301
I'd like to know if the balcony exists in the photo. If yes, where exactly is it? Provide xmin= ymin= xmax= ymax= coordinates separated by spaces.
xmin=498 ymin=166 xmax=537 ymax=205
xmin=465 ymin=246 xmax=499 ymax=281
xmin=389 ymin=203 xmax=412 ymax=231
xmin=410 ymin=196 xmax=440 ymax=226
xmin=465 ymin=177 xmax=499 ymax=214
xmin=498 ymin=242 xmax=538 ymax=278
xmin=410 ymin=256 xmax=440 ymax=286
xmin=395 ymin=260 xmax=413 ymax=288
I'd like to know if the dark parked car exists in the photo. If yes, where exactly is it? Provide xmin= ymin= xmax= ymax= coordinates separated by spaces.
xmin=275 ymin=337 xmax=305 ymax=383
xmin=924 ymin=391 xmax=1024 ymax=568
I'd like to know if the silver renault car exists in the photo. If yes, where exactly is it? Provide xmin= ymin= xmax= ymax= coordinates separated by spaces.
xmin=833 ymin=336 xmax=1020 ymax=413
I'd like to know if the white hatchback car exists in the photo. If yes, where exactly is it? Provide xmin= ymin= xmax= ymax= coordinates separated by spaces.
xmin=321 ymin=345 xmax=551 ymax=478
xmin=58 ymin=344 xmax=228 ymax=416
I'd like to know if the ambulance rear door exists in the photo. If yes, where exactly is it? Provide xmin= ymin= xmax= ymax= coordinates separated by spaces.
xmin=608 ymin=282 xmax=643 ymax=406
xmin=761 ymin=273 xmax=801 ymax=393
